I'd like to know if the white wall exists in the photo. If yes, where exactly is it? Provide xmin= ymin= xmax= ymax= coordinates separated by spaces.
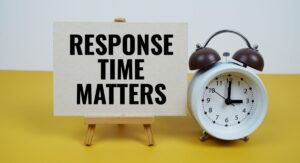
xmin=0 ymin=0 xmax=299 ymax=73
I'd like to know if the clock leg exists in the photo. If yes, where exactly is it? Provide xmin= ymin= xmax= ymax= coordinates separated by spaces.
xmin=242 ymin=136 xmax=250 ymax=142
xmin=200 ymin=131 xmax=210 ymax=141
xmin=200 ymin=131 xmax=250 ymax=142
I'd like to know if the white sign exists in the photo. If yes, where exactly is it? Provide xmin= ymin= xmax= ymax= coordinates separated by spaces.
xmin=54 ymin=22 xmax=188 ymax=116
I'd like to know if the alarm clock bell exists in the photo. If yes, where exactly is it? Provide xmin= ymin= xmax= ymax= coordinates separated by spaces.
xmin=232 ymin=47 xmax=264 ymax=71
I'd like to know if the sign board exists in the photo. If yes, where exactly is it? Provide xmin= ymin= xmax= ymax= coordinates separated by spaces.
xmin=53 ymin=22 xmax=187 ymax=116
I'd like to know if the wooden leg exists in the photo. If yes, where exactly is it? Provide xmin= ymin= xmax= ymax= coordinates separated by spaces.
xmin=85 ymin=124 xmax=96 ymax=146
xmin=143 ymin=124 xmax=154 ymax=146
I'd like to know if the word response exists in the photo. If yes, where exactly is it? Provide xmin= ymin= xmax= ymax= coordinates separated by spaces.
xmin=70 ymin=34 xmax=174 ymax=55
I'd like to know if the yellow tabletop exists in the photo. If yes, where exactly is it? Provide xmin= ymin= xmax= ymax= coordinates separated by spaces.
xmin=0 ymin=71 xmax=299 ymax=163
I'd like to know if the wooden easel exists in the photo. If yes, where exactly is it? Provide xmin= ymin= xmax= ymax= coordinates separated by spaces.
xmin=84 ymin=18 xmax=155 ymax=146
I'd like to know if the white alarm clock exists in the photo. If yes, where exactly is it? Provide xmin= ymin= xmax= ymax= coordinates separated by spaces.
xmin=188 ymin=30 xmax=268 ymax=141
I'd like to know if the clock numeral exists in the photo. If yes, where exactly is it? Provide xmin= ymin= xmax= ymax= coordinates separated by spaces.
xmin=209 ymin=88 xmax=215 ymax=93
xmin=215 ymin=115 xmax=219 ymax=120
xmin=243 ymin=108 xmax=246 ymax=113
xmin=226 ymin=78 xmax=232 ymax=83
xmin=225 ymin=118 xmax=229 ymax=123
xmin=238 ymin=81 xmax=240 ymax=86
xmin=206 ymin=98 xmax=210 ymax=103
xmin=208 ymin=107 xmax=212 ymax=113
xmin=216 ymin=81 xmax=222 ymax=86
xmin=246 ymin=98 xmax=250 ymax=104
xmin=244 ymin=88 xmax=248 ymax=94
xmin=235 ymin=115 xmax=238 ymax=120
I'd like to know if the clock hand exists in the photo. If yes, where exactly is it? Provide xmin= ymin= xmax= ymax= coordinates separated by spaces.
xmin=227 ymin=80 xmax=232 ymax=100
xmin=230 ymin=100 xmax=243 ymax=104
xmin=214 ymin=91 xmax=226 ymax=100
xmin=213 ymin=90 xmax=235 ymax=106
xmin=225 ymin=80 xmax=232 ymax=105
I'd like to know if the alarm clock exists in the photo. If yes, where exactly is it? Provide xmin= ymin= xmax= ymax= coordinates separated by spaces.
xmin=188 ymin=30 xmax=268 ymax=141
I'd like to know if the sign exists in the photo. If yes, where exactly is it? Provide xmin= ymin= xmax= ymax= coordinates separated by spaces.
xmin=53 ymin=22 xmax=187 ymax=116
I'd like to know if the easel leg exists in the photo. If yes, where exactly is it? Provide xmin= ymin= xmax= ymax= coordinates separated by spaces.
xmin=85 ymin=124 xmax=96 ymax=146
xmin=143 ymin=124 xmax=154 ymax=146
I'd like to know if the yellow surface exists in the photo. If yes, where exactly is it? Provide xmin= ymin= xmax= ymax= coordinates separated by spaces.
xmin=0 ymin=71 xmax=299 ymax=163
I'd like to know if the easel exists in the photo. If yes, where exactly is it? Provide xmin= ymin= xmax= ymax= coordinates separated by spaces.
xmin=84 ymin=18 xmax=155 ymax=146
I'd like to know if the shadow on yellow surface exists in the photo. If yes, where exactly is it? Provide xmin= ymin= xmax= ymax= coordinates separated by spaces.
xmin=0 ymin=71 xmax=299 ymax=162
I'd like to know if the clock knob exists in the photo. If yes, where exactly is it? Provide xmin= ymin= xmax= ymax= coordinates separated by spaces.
xmin=189 ymin=46 xmax=221 ymax=70
xmin=232 ymin=48 xmax=264 ymax=71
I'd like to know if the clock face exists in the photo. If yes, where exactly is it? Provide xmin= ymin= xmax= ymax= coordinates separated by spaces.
xmin=202 ymin=73 xmax=256 ymax=127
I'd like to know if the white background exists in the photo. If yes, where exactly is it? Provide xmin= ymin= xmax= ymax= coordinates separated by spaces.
xmin=0 ymin=0 xmax=299 ymax=73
